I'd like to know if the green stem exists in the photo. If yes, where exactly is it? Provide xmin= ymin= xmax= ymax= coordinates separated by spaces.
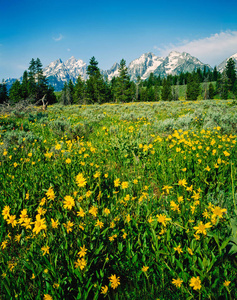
xmin=231 ymin=162 xmax=236 ymax=212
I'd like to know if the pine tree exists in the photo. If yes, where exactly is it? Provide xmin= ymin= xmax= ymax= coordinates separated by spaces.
xmin=28 ymin=58 xmax=37 ymax=98
xmin=86 ymin=57 xmax=107 ymax=104
xmin=154 ymin=84 xmax=160 ymax=101
xmin=60 ymin=82 xmax=73 ymax=105
xmin=0 ymin=81 xmax=8 ymax=104
xmin=135 ymin=76 xmax=142 ymax=101
xmin=225 ymin=58 xmax=236 ymax=90
xmin=9 ymin=80 xmax=22 ymax=103
xmin=114 ymin=59 xmax=134 ymax=102
xmin=219 ymin=71 xmax=229 ymax=100
xmin=161 ymin=78 xmax=172 ymax=101
xmin=46 ymin=86 xmax=57 ymax=105
xmin=208 ymin=83 xmax=215 ymax=99
xmin=21 ymin=71 xmax=29 ymax=99
xmin=73 ymin=76 xmax=86 ymax=104
xmin=186 ymin=73 xmax=200 ymax=100
xmin=35 ymin=58 xmax=48 ymax=100
xmin=68 ymin=79 xmax=74 ymax=95
xmin=213 ymin=66 xmax=218 ymax=81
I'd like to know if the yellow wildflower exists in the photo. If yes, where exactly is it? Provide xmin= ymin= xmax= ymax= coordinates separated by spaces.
xmin=89 ymin=206 xmax=98 ymax=217
xmin=114 ymin=178 xmax=120 ymax=187
xmin=46 ymin=187 xmax=55 ymax=201
xmin=41 ymin=246 xmax=50 ymax=256
xmin=33 ymin=214 xmax=47 ymax=234
xmin=76 ymin=173 xmax=87 ymax=187
xmin=156 ymin=214 xmax=171 ymax=227
xmin=2 ymin=205 xmax=10 ymax=220
xmin=172 ymin=278 xmax=183 ymax=288
xmin=174 ymin=245 xmax=183 ymax=254
xmin=223 ymin=280 xmax=231 ymax=287
xmin=101 ymin=285 xmax=108 ymax=294
xmin=142 ymin=266 xmax=149 ymax=272
xmin=78 ymin=245 xmax=87 ymax=258
xmin=74 ymin=258 xmax=87 ymax=270
xmin=77 ymin=207 xmax=85 ymax=217
xmin=190 ymin=276 xmax=201 ymax=290
xmin=63 ymin=195 xmax=75 ymax=210
xmin=162 ymin=185 xmax=173 ymax=194
xmin=193 ymin=221 xmax=212 ymax=235
xmin=63 ymin=221 xmax=74 ymax=233
xmin=43 ymin=294 xmax=53 ymax=300
xmin=95 ymin=219 xmax=104 ymax=229
xmin=51 ymin=218 xmax=59 ymax=229
xmin=109 ymin=274 xmax=120 ymax=289
xmin=211 ymin=206 xmax=227 ymax=219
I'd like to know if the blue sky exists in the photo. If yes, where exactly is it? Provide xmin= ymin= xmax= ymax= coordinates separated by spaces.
xmin=1 ymin=0 xmax=237 ymax=80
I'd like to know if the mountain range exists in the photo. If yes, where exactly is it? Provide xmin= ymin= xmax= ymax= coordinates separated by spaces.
xmin=4 ymin=51 xmax=237 ymax=91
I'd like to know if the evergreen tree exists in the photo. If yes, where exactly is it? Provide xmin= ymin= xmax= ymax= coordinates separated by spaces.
xmin=9 ymin=80 xmax=22 ymax=103
xmin=28 ymin=58 xmax=37 ymax=97
xmin=154 ymin=84 xmax=160 ymax=101
xmin=60 ymin=82 xmax=73 ymax=105
xmin=0 ymin=81 xmax=8 ymax=104
xmin=186 ymin=73 xmax=200 ymax=100
xmin=147 ymin=86 xmax=155 ymax=101
xmin=147 ymin=73 xmax=155 ymax=89
xmin=135 ymin=76 xmax=142 ymax=101
xmin=114 ymin=59 xmax=134 ymax=102
xmin=46 ymin=86 xmax=57 ymax=105
xmin=73 ymin=76 xmax=86 ymax=104
xmin=140 ymin=87 xmax=148 ymax=102
xmin=208 ymin=83 xmax=215 ymax=99
xmin=161 ymin=78 xmax=172 ymax=101
xmin=219 ymin=71 xmax=229 ymax=100
xmin=21 ymin=71 xmax=29 ymax=99
xmin=68 ymin=79 xmax=74 ymax=96
xmin=86 ymin=56 xmax=107 ymax=104
xmin=172 ymin=86 xmax=179 ymax=101
xmin=213 ymin=66 xmax=218 ymax=81
xmin=225 ymin=58 xmax=236 ymax=90
xmin=233 ymin=80 xmax=237 ymax=98
xmin=35 ymin=58 xmax=48 ymax=100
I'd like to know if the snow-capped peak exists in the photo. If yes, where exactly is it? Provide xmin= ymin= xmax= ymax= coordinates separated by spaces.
xmin=217 ymin=52 xmax=237 ymax=72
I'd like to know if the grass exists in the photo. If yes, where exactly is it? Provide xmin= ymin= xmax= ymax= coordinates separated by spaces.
xmin=0 ymin=99 xmax=237 ymax=299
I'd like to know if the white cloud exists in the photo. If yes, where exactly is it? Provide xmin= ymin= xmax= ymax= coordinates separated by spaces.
xmin=67 ymin=48 xmax=71 ymax=52
xmin=53 ymin=34 xmax=64 ymax=42
xmin=156 ymin=31 xmax=237 ymax=67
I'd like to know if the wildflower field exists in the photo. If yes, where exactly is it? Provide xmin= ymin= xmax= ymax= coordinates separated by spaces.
xmin=1 ymin=100 xmax=237 ymax=299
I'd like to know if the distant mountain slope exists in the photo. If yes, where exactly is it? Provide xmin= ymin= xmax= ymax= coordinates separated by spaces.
xmin=4 ymin=51 xmax=235 ymax=91
xmin=153 ymin=51 xmax=212 ymax=77
xmin=217 ymin=53 xmax=237 ymax=72
xmin=43 ymin=56 xmax=88 ymax=90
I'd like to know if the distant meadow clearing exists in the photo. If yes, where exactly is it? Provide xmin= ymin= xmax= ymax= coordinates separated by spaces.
xmin=1 ymin=99 xmax=237 ymax=299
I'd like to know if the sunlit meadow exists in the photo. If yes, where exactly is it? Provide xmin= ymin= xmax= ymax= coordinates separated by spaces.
xmin=1 ymin=100 xmax=237 ymax=299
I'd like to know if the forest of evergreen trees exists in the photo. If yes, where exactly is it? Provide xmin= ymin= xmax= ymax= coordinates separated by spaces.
xmin=1 ymin=57 xmax=237 ymax=106
xmin=0 ymin=58 xmax=56 ymax=105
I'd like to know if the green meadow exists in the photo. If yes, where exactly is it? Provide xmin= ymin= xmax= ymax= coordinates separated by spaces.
xmin=1 ymin=99 xmax=237 ymax=299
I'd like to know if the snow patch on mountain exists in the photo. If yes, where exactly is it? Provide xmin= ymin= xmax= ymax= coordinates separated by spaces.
xmin=217 ymin=52 xmax=237 ymax=73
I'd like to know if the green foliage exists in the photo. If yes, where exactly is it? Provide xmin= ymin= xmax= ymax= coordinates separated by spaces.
xmin=86 ymin=57 xmax=108 ymax=104
xmin=186 ymin=73 xmax=201 ymax=100
xmin=1 ymin=100 xmax=237 ymax=299
xmin=113 ymin=59 xmax=135 ymax=103
xmin=0 ymin=82 xmax=8 ymax=104
xmin=225 ymin=58 xmax=236 ymax=90
xmin=161 ymin=78 xmax=172 ymax=101
xmin=9 ymin=80 xmax=22 ymax=103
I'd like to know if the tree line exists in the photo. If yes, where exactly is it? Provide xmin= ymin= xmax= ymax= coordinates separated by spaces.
xmin=1 ymin=57 xmax=237 ymax=105
xmin=0 ymin=58 xmax=56 ymax=105
xmin=60 ymin=57 xmax=237 ymax=104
